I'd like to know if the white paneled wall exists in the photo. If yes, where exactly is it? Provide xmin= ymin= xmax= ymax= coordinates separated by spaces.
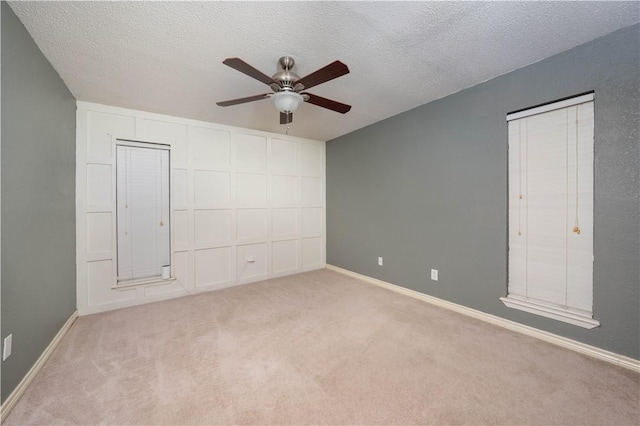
xmin=76 ymin=102 xmax=325 ymax=315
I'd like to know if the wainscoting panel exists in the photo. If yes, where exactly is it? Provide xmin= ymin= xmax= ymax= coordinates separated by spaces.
xmin=86 ymin=212 xmax=112 ymax=254
xmin=272 ymin=240 xmax=299 ymax=274
xmin=302 ymin=237 xmax=324 ymax=268
xmin=195 ymin=209 xmax=232 ymax=246
xmin=272 ymin=208 xmax=298 ymax=239
xmin=191 ymin=127 xmax=230 ymax=170
xmin=195 ymin=247 xmax=232 ymax=287
xmin=237 ymin=209 xmax=268 ymax=241
xmin=237 ymin=243 xmax=268 ymax=280
xmin=86 ymin=111 xmax=134 ymax=159
xmin=76 ymin=102 xmax=325 ymax=314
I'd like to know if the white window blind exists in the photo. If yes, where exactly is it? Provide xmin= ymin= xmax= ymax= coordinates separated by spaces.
xmin=502 ymin=94 xmax=599 ymax=329
xmin=116 ymin=144 xmax=170 ymax=283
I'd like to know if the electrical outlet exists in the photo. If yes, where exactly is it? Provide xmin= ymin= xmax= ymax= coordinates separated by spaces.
xmin=3 ymin=334 xmax=12 ymax=361
xmin=378 ymin=257 xmax=383 ymax=266
xmin=431 ymin=269 xmax=438 ymax=281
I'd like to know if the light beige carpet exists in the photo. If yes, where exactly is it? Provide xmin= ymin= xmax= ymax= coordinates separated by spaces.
xmin=5 ymin=269 xmax=639 ymax=425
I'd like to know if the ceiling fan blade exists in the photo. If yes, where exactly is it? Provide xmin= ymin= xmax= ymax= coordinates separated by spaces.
xmin=302 ymin=93 xmax=351 ymax=114
xmin=280 ymin=112 xmax=293 ymax=124
xmin=216 ymin=93 xmax=270 ymax=107
xmin=296 ymin=61 xmax=349 ymax=90
xmin=222 ymin=58 xmax=277 ymax=86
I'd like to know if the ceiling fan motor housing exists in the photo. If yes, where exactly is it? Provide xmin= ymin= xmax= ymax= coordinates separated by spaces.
xmin=272 ymin=56 xmax=301 ymax=90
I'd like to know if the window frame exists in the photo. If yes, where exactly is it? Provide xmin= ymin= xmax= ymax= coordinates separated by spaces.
xmin=501 ymin=93 xmax=599 ymax=329
xmin=113 ymin=139 xmax=173 ymax=288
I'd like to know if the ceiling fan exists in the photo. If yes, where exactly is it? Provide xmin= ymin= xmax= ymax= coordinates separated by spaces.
xmin=216 ymin=56 xmax=351 ymax=124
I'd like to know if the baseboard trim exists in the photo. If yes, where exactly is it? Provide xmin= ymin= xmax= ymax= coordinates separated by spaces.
xmin=326 ymin=265 xmax=639 ymax=373
xmin=1 ymin=310 xmax=79 ymax=422
xmin=78 ymin=265 xmax=327 ymax=316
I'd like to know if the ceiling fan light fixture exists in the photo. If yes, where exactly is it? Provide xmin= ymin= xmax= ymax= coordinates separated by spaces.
xmin=271 ymin=91 xmax=303 ymax=113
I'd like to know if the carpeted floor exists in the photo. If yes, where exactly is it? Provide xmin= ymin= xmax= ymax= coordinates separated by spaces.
xmin=5 ymin=269 xmax=639 ymax=425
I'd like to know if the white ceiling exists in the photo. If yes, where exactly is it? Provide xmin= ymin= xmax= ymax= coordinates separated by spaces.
xmin=8 ymin=1 xmax=639 ymax=141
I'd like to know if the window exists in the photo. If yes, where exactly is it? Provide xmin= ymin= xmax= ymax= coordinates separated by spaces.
xmin=116 ymin=141 xmax=170 ymax=284
xmin=501 ymin=93 xmax=599 ymax=329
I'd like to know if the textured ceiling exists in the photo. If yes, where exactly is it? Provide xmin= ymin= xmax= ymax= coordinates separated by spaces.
xmin=8 ymin=1 xmax=640 ymax=141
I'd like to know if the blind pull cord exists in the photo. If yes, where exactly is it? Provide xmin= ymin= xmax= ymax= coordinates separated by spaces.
xmin=159 ymin=151 xmax=165 ymax=227
xmin=572 ymin=107 xmax=581 ymax=235
xmin=518 ymin=120 xmax=525 ymax=236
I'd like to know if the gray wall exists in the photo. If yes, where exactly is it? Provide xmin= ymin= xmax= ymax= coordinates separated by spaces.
xmin=327 ymin=24 xmax=639 ymax=359
xmin=1 ymin=2 xmax=77 ymax=402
